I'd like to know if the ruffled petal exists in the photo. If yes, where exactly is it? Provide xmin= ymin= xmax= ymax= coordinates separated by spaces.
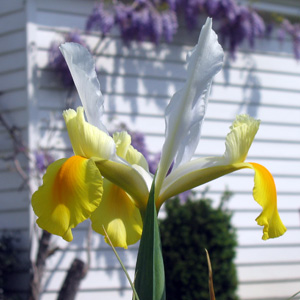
xmin=113 ymin=131 xmax=149 ymax=171
xmin=246 ymin=162 xmax=287 ymax=240
xmin=159 ymin=114 xmax=261 ymax=205
xmin=159 ymin=160 xmax=286 ymax=240
xmin=224 ymin=114 xmax=260 ymax=164
xmin=90 ymin=179 xmax=143 ymax=248
xmin=31 ymin=156 xmax=103 ymax=241
xmin=63 ymin=107 xmax=116 ymax=159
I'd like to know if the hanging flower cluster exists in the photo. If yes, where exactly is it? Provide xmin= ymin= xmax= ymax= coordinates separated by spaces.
xmin=278 ymin=19 xmax=300 ymax=59
xmin=86 ymin=0 xmax=178 ymax=44
xmin=86 ymin=0 xmax=265 ymax=57
xmin=85 ymin=0 xmax=300 ymax=59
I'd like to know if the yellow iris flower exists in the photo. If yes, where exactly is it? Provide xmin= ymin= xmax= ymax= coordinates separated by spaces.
xmin=31 ymin=18 xmax=286 ymax=248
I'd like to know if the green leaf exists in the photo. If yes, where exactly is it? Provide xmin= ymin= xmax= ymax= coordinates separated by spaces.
xmin=102 ymin=226 xmax=140 ymax=300
xmin=134 ymin=181 xmax=166 ymax=300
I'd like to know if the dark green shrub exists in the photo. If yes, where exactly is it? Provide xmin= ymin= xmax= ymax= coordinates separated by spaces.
xmin=0 ymin=234 xmax=20 ymax=300
xmin=160 ymin=194 xmax=238 ymax=300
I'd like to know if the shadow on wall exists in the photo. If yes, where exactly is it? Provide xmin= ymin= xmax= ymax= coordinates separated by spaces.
xmin=223 ymin=53 xmax=261 ymax=118
xmin=239 ymin=56 xmax=261 ymax=118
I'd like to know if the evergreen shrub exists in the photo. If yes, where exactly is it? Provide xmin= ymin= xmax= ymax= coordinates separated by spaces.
xmin=160 ymin=193 xmax=238 ymax=300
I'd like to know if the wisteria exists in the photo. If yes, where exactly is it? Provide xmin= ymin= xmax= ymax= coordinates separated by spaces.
xmin=85 ymin=0 xmax=266 ymax=56
xmin=86 ymin=1 xmax=178 ymax=44
xmin=49 ymin=0 xmax=300 ymax=89
xmin=84 ymin=0 xmax=300 ymax=60
xmin=278 ymin=19 xmax=300 ymax=59
xmin=35 ymin=150 xmax=55 ymax=174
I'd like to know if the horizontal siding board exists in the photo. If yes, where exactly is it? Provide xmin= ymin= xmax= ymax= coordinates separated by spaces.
xmin=0 ymin=10 xmax=26 ymax=36
xmin=238 ymin=281 xmax=300 ymax=300
xmin=0 ymin=69 xmax=26 ymax=91
xmin=37 ymin=0 xmax=94 ymax=15
xmin=42 ymin=269 xmax=134 ymax=291
xmin=36 ymin=11 xmax=87 ymax=29
xmin=0 ymin=169 xmax=27 ymax=191
xmin=0 ymin=50 xmax=26 ymax=74
xmin=238 ymin=264 xmax=300 ymax=281
xmin=0 ymin=209 xmax=29 ymax=230
xmin=0 ymin=0 xmax=25 ymax=16
xmin=0 ymin=29 xmax=26 ymax=55
xmin=0 ymin=190 xmax=29 ymax=211
xmin=41 ymin=290 xmax=133 ymax=300
xmin=0 ymin=89 xmax=27 ymax=111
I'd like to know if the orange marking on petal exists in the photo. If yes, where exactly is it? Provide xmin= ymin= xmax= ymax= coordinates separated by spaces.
xmin=53 ymin=155 xmax=86 ymax=205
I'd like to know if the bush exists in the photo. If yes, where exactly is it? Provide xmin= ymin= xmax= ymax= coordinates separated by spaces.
xmin=160 ymin=194 xmax=238 ymax=300
xmin=0 ymin=234 xmax=20 ymax=300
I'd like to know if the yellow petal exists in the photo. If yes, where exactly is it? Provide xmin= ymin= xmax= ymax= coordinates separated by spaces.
xmin=159 ymin=159 xmax=286 ymax=240
xmin=31 ymin=156 xmax=103 ymax=241
xmin=113 ymin=131 xmax=149 ymax=171
xmin=90 ymin=179 xmax=143 ymax=248
xmin=95 ymin=157 xmax=150 ymax=212
xmin=158 ymin=157 xmax=239 ymax=207
xmin=63 ymin=107 xmax=115 ymax=159
xmin=246 ymin=162 xmax=287 ymax=240
xmin=224 ymin=114 xmax=260 ymax=164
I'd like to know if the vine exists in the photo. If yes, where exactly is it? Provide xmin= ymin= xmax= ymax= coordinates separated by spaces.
xmin=49 ymin=0 xmax=300 ymax=89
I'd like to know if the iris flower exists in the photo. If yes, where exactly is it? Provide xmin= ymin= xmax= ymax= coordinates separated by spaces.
xmin=32 ymin=18 xmax=286 ymax=248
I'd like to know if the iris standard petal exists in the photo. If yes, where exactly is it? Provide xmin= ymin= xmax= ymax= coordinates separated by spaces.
xmin=90 ymin=179 xmax=143 ymax=248
xmin=60 ymin=43 xmax=107 ymax=133
xmin=31 ymin=156 xmax=103 ymax=241
xmin=155 ymin=18 xmax=224 ymax=197
xmin=63 ymin=107 xmax=116 ymax=159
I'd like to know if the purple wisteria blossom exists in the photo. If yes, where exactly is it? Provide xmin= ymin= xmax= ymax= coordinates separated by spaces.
xmin=279 ymin=19 xmax=300 ymax=59
xmin=86 ymin=2 xmax=115 ymax=35
xmin=86 ymin=1 xmax=178 ymax=44
xmin=35 ymin=150 xmax=55 ymax=174
xmin=219 ymin=7 xmax=265 ymax=57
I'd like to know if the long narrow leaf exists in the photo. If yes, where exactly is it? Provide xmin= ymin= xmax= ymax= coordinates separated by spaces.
xmin=134 ymin=181 xmax=166 ymax=300
xmin=102 ymin=226 xmax=140 ymax=300
xmin=205 ymin=249 xmax=216 ymax=300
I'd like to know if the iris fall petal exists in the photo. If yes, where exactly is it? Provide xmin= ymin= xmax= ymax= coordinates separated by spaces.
xmin=31 ymin=156 xmax=103 ymax=241
xmin=90 ymin=179 xmax=143 ymax=248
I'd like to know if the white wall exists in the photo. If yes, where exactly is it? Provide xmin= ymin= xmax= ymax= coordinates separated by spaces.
xmin=1 ymin=0 xmax=300 ymax=299
xmin=0 ymin=0 xmax=31 ymax=298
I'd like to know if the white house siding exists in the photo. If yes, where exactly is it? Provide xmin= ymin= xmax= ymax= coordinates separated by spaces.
xmin=0 ymin=0 xmax=31 ymax=298
xmin=0 ymin=0 xmax=298 ymax=299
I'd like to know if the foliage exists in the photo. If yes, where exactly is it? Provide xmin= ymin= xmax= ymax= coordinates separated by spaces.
xmin=0 ymin=234 xmax=20 ymax=299
xmin=160 ymin=194 xmax=238 ymax=300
